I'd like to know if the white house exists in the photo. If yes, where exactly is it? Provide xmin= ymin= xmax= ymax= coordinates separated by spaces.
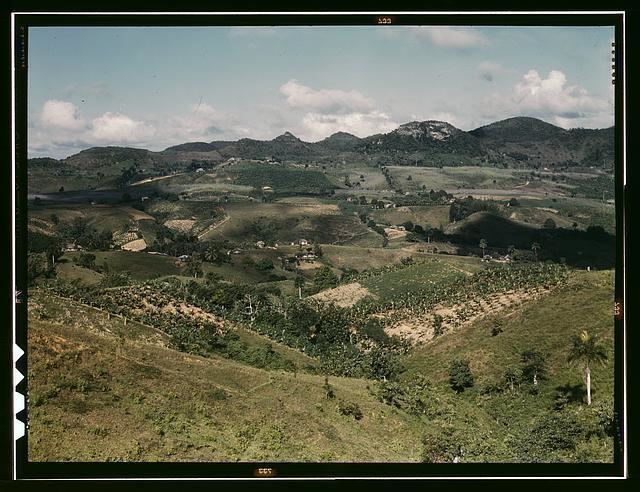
xmin=256 ymin=241 xmax=265 ymax=248
xmin=299 ymin=239 xmax=309 ymax=246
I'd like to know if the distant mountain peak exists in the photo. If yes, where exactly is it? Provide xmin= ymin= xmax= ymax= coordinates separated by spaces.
xmin=274 ymin=131 xmax=300 ymax=141
xmin=325 ymin=131 xmax=360 ymax=141
xmin=395 ymin=120 xmax=459 ymax=141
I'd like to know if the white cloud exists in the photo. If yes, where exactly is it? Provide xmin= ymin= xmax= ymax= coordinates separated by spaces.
xmin=275 ymin=80 xmax=400 ymax=141
xmin=300 ymin=111 xmax=398 ymax=141
xmin=40 ymin=100 xmax=85 ymax=130
xmin=90 ymin=112 xmax=155 ymax=142
xmin=410 ymin=26 xmax=489 ymax=49
xmin=156 ymin=102 xmax=251 ymax=144
xmin=280 ymin=79 xmax=375 ymax=114
xmin=31 ymin=100 xmax=157 ymax=157
xmin=512 ymin=69 xmax=608 ymax=116
xmin=29 ymin=99 xmax=255 ymax=158
xmin=477 ymin=69 xmax=613 ymax=129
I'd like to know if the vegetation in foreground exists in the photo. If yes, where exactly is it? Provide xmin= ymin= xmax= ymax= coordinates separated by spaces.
xmin=26 ymin=119 xmax=618 ymax=463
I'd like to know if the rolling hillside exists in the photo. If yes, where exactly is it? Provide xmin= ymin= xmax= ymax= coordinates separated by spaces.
xmin=27 ymin=268 xmax=616 ymax=463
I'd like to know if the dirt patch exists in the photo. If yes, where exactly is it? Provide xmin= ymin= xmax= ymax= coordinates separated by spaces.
xmin=130 ymin=173 xmax=184 ymax=186
xmin=381 ymin=286 xmax=551 ymax=344
xmin=158 ymin=302 xmax=223 ymax=326
xmin=29 ymin=332 xmax=85 ymax=355
xmin=384 ymin=228 xmax=408 ymax=239
xmin=119 ymin=206 xmax=155 ymax=221
xmin=311 ymin=282 xmax=376 ymax=307
xmin=164 ymin=219 xmax=196 ymax=232
xmin=28 ymin=224 xmax=57 ymax=237
xmin=121 ymin=238 xmax=147 ymax=252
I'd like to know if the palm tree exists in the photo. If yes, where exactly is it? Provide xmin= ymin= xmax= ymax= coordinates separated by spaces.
xmin=531 ymin=242 xmax=541 ymax=260
xmin=294 ymin=274 xmax=305 ymax=300
xmin=479 ymin=238 xmax=487 ymax=258
xmin=567 ymin=330 xmax=608 ymax=405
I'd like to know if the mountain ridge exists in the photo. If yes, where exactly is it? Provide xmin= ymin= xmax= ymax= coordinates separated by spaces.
xmin=31 ymin=116 xmax=615 ymax=171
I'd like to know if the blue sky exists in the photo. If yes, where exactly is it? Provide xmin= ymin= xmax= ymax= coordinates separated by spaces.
xmin=28 ymin=25 xmax=615 ymax=158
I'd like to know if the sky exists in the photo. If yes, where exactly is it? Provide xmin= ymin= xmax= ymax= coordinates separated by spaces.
xmin=27 ymin=25 xmax=615 ymax=159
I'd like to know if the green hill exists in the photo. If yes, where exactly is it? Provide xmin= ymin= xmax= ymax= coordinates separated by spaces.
xmin=27 ymin=292 xmax=426 ymax=462
xmin=27 ymin=265 xmax=616 ymax=463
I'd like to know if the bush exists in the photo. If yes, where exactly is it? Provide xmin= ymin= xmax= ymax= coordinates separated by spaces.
xmin=421 ymin=426 xmax=462 ymax=463
xmin=448 ymin=358 xmax=474 ymax=393
xmin=323 ymin=377 xmax=335 ymax=399
xmin=74 ymin=252 xmax=97 ymax=270
xmin=207 ymin=387 xmax=228 ymax=401
xmin=336 ymin=400 xmax=363 ymax=420
xmin=432 ymin=314 xmax=444 ymax=337
xmin=375 ymin=381 xmax=404 ymax=408
xmin=491 ymin=321 xmax=504 ymax=337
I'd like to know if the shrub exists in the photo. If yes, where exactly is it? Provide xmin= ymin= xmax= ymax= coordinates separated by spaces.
xmin=207 ymin=387 xmax=228 ymax=401
xmin=448 ymin=358 xmax=474 ymax=393
xmin=323 ymin=377 xmax=335 ymax=400
xmin=490 ymin=319 xmax=504 ymax=336
xmin=432 ymin=314 xmax=444 ymax=338
xmin=336 ymin=400 xmax=363 ymax=420
xmin=375 ymin=381 xmax=404 ymax=408
xmin=421 ymin=427 xmax=462 ymax=463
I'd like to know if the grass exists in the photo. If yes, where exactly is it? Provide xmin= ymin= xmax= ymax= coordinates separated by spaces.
xmin=518 ymin=197 xmax=616 ymax=234
xmin=386 ymin=166 xmax=525 ymax=192
xmin=320 ymin=244 xmax=482 ymax=275
xmin=27 ymin=292 xmax=428 ymax=462
xmin=64 ymin=251 xmax=182 ymax=280
xmin=26 ymin=268 xmax=616 ymax=463
xmin=402 ymin=270 xmax=615 ymax=391
xmin=370 ymin=205 xmax=451 ymax=229
xmin=29 ymin=204 xmax=154 ymax=233
xmin=359 ymin=260 xmax=466 ymax=300
xmin=55 ymin=261 xmax=104 ymax=285
xmin=230 ymin=164 xmax=335 ymax=193
xmin=201 ymin=201 xmax=377 ymax=247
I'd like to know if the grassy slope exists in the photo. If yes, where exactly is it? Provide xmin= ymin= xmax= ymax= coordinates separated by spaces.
xmin=27 ymin=268 xmax=615 ymax=463
xmin=30 ymin=204 xmax=154 ymax=233
xmin=321 ymin=245 xmax=483 ymax=274
xmin=402 ymin=270 xmax=615 ymax=394
xmin=55 ymin=261 xmax=104 ymax=285
xmin=386 ymin=166 xmax=525 ymax=192
xmin=28 ymin=293 xmax=427 ymax=462
xmin=370 ymin=205 xmax=451 ymax=229
xmin=64 ymin=251 xmax=182 ymax=280
xmin=360 ymin=261 xmax=466 ymax=300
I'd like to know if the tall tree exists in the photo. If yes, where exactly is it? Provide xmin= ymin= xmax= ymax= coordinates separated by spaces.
xmin=448 ymin=358 xmax=474 ymax=393
xmin=567 ymin=330 xmax=608 ymax=405
xmin=294 ymin=274 xmax=305 ymax=299
xmin=184 ymin=254 xmax=203 ymax=278
xmin=521 ymin=349 xmax=546 ymax=386
xmin=479 ymin=238 xmax=488 ymax=258
xmin=531 ymin=242 xmax=541 ymax=260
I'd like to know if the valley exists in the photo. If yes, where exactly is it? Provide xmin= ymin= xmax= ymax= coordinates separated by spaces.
xmin=25 ymin=116 xmax=618 ymax=464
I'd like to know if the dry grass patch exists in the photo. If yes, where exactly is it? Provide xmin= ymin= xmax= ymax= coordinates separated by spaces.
xmin=121 ymin=238 xmax=147 ymax=252
xmin=164 ymin=219 xmax=196 ymax=232
xmin=311 ymin=282 xmax=376 ymax=308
